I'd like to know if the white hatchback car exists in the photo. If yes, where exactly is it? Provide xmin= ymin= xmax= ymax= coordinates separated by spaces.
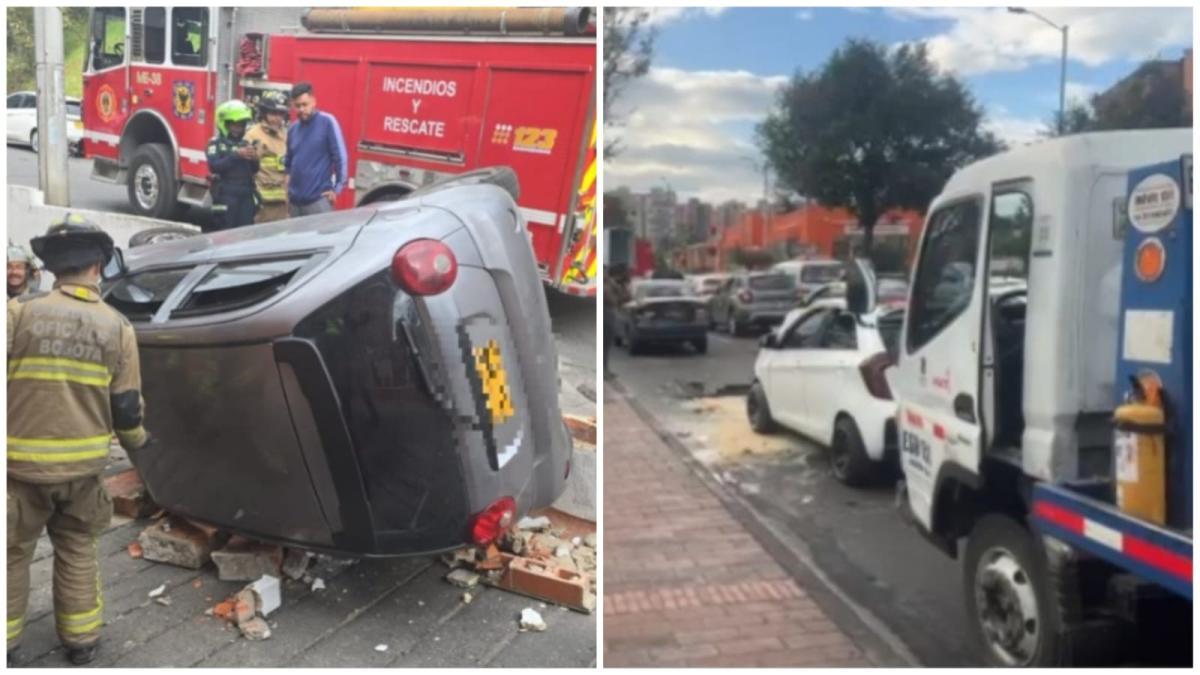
xmin=6 ymin=91 xmax=84 ymax=156
xmin=748 ymin=298 xmax=905 ymax=485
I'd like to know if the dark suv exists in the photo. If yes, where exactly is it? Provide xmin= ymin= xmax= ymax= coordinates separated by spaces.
xmin=102 ymin=170 xmax=572 ymax=556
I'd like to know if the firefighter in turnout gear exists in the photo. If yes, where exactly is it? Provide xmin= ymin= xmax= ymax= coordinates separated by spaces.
xmin=207 ymin=100 xmax=260 ymax=230
xmin=7 ymin=214 xmax=150 ymax=667
xmin=244 ymin=90 xmax=290 ymax=224
xmin=7 ymin=244 xmax=41 ymax=299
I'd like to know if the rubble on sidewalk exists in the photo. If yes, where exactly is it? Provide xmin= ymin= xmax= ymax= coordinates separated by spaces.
xmin=211 ymin=536 xmax=284 ymax=581
xmin=209 ymin=575 xmax=284 ymax=641
xmin=137 ymin=516 xmax=226 ymax=570
xmin=104 ymin=468 xmax=159 ymax=518
xmin=519 ymin=607 xmax=547 ymax=632
xmin=441 ymin=508 xmax=596 ymax=613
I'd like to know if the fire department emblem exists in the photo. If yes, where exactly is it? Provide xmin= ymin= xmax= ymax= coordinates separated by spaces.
xmin=172 ymin=81 xmax=196 ymax=120
xmin=96 ymin=84 xmax=117 ymax=123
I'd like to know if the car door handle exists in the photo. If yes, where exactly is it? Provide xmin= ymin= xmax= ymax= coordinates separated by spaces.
xmin=954 ymin=393 xmax=976 ymax=424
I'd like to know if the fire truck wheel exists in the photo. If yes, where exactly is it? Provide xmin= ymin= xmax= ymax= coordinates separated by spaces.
xmin=127 ymin=143 xmax=179 ymax=219
xmin=964 ymin=514 xmax=1066 ymax=667
xmin=129 ymin=226 xmax=201 ymax=248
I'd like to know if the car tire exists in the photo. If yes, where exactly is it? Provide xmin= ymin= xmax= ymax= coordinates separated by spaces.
xmin=964 ymin=515 xmax=1066 ymax=667
xmin=29 ymin=129 xmax=38 ymax=153
xmin=727 ymin=314 xmax=742 ymax=337
xmin=691 ymin=337 xmax=708 ymax=354
xmin=747 ymin=381 xmax=777 ymax=433
xmin=830 ymin=417 xmax=877 ymax=487
xmin=627 ymin=336 xmax=643 ymax=355
xmin=128 ymin=225 xmax=201 ymax=248
xmin=127 ymin=143 xmax=180 ymax=220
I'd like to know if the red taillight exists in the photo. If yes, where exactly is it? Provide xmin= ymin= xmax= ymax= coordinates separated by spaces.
xmin=738 ymin=290 xmax=754 ymax=304
xmin=470 ymin=496 xmax=516 ymax=546
xmin=860 ymin=351 xmax=894 ymax=400
xmin=391 ymin=239 xmax=458 ymax=295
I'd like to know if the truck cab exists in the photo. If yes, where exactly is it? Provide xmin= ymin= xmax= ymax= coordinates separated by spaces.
xmin=890 ymin=129 xmax=1193 ymax=666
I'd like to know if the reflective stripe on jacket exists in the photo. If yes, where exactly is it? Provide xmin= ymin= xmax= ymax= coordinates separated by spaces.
xmin=244 ymin=122 xmax=288 ymax=204
xmin=7 ymin=281 xmax=147 ymax=483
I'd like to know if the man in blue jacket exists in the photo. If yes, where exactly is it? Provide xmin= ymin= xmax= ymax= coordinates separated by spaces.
xmin=285 ymin=82 xmax=348 ymax=217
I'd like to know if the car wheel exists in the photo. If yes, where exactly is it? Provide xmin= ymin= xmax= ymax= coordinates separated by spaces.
xmin=727 ymin=314 xmax=741 ymax=337
xmin=128 ymin=225 xmax=201 ymax=248
xmin=29 ymin=129 xmax=38 ymax=153
xmin=691 ymin=336 xmax=708 ymax=354
xmin=964 ymin=515 xmax=1066 ymax=667
xmin=747 ymin=381 xmax=777 ymax=433
xmin=830 ymin=416 xmax=877 ymax=487
xmin=127 ymin=143 xmax=180 ymax=219
xmin=627 ymin=336 xmax=643 ymax=355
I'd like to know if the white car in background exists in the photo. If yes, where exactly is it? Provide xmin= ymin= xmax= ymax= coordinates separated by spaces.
xmin=771 ymin=258 xmax=844 ymax=304
xmin=747 ymin=298 xmax=905 ymax=486
xmin=685 ymin=272 xmax=731 ymax=304
xmin=6 ymin=91 xmax=84 ymax=156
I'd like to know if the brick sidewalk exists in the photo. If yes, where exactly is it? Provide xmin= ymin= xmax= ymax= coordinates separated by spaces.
xmin=603 ymin=387 xmax=871 ymax=667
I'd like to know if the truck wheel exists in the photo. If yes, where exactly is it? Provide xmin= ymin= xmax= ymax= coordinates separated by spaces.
xmin=964 ymin=515 xmax=1065 ymax=667
xmin=127 ymin=143 xmax=180 ymax=219
xmin=830 ymin=417 xmax=876 ymax=487
xmin=129 ymin=226 xmax=201 ymax=248
xmin=627 ymin=335 xmax=643 ymax=356
xmin=691 ymin=336 xmax=708 ymax=354
xmin=29 ymin=129 xmax=38 ymax=153
xmin=747 ymin=381 xmax=777 ymax=433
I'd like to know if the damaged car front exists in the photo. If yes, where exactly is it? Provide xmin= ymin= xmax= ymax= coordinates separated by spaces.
xmin=101 ymin=172 xmax=572 ymax=556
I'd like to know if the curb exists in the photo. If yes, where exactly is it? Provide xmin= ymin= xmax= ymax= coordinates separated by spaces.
xmin=610 ymin=380 xmax=922 ymax=668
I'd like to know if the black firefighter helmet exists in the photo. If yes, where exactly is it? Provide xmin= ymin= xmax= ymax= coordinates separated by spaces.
xmin=256 ymin=89 xmax=290 ymax=118
xmin=31 ymin=213 xmax=115 ymax=274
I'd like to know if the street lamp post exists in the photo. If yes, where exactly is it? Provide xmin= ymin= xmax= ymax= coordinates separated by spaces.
xmin=1009 ymin=7 xmax=1069 ymax=134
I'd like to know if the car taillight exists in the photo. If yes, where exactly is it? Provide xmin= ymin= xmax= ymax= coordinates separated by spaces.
xmin=738 ymin=290 xmax=754 ymax=303
xmin=470 ymin=496 xmax=515 ymax=546
xmin=860 ymin=351 xmax=894 ymax=400
xmin=391 ymin=239 xmax=458 ymax=295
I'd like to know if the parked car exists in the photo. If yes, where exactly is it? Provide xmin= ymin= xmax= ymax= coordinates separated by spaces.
xmin=685 ymin=272 xmax=730 ymax=304
xmin=771 ymin=258 xmax=844 ymax=303
xmin=99 ymin=168 xmax=572 ymax=556
xmin=803 ymin=281 xmax=846 ymax=306
xmin=709 ymin=271 xmax=799 ymax=336
xmin=747 ymin=299 xmax=904 ymax=486
xmin=615 ymin=279 xmax=708 ymax=355
xmin=6 ymin=91 xmax=84 ymax=156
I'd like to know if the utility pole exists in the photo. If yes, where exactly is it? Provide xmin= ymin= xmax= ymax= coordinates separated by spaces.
xmin=35 ymin=7 xmax=70 ymax=205
xmin=1008 ymin=7 xmax=1069 ymax=135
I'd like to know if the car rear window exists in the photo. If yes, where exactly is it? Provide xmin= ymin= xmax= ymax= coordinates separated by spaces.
xmin=800 ymin=264 xmax=842 ymax=283
xmin=106 ymin=268 xmax=191 ymax=321
xmin=171 ymin=258 xmax=306 ymax=318
xmin=749 ymin=274 xmax=794 ymax=290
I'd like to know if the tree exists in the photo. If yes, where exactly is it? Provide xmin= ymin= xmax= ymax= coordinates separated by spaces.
xmin=603 ymin=8 xmax=655 ymax=156
xmin=8 ymin=8 xmax=91 ymax=97
xmin=1046 ymin=58 xmax=1192 ymax=137
xmin=758 ymin=39 xmax=1003 ymax=253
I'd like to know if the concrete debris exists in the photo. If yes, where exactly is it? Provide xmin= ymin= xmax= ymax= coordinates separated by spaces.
xmin=445 ymin=568 xmax=480 ymax=589
xmin=516 ymin=515 xmax=551 ymax=531
xmin=519 ymin=608 xmax=547 ymax=632
xmin=570 ymin=536 xmax=582 ymax=546
xmin=138 ymin=517 xmax=219 ymax=569
xmin=148 ymin=584 xmax=166 ymax=598
xmin=374 ymin=644 xmax=389 ymax=653
xmin=154 ymin=596 xmax=172 ymax=607
xmin=239 ymin=616 xmax=272 ymax=641
xmin=104 ymin=468 xmax=158 ymax=519
xmin=417 ymin=600 xmax=425 ymax=607
xmin=311 ymin=578 xmax=326 ymax=592
xmin=462 ymin=591 xmax=474 ymax=604
xmin=234 ymin=589 xmax=257 ymax=625
xmin=442 ymin=546 xmax=477 ymax=568
xmin=554 ymin=544 xmax=571 ymax=558
xmin=281 ymin=548 xmax=312 ymax=580
xmin=583 ymin=533 xmax=596 ymax=548
xmin=801 ymin=495 xmax=814 ymax=505
xmin=249 ymin=575 xmax=282 ymax=616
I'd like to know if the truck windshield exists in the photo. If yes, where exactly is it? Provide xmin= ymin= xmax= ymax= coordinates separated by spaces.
xmin=90 ymin=8 xmax=126 ymax=71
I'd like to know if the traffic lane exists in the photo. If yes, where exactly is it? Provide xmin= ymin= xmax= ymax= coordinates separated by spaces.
xmin=6 ymin=146 xmax=211 ymax=227
xmin=608 ymin=328 xmax=978 ymax=666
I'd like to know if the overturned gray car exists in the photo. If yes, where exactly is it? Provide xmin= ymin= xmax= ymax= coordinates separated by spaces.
xmin=100 ymin=169 xmax=572 ymax=556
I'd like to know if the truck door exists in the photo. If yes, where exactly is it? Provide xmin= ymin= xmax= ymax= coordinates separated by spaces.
xmin=82 ymin=7 xmax=130 ymax=162
xmin=894 ymin=196 xmax=986 ymax=529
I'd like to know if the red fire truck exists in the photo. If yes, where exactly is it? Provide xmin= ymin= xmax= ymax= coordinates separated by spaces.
xmin=81 ymin=7 xmax=598 ymax=296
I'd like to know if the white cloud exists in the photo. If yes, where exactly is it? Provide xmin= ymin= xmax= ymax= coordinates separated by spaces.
xmin=606 ymin=67 xmax=787 ymax=203
xmin=890 ymin=7 xmax=1192 ymax=76
xmin=983 ymin=106 xmax=1047 ymax=148
xmin=641 ymin=7 xmax=728 ymax=27
xmin=1064 ymin=81 xmax=1099 ymax=106
xmin=795 ymin=10 xmax=814 ymax=21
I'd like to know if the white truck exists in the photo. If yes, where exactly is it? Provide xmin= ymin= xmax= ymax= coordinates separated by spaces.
xmin=874 ymin=129 xmax=1193 ymax=666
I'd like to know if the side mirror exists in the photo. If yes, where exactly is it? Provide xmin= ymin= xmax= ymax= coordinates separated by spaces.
xmin=102 ymin=247 xmax=126 ymax=280
xmin=759 ymin=333 xmax=778 ymax=349
xmin=845 ymin=257 xmax=877 ymax=316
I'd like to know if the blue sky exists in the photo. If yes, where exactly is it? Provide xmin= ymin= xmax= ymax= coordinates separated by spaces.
xmin=606 ymin=6 xmax=1194 ymax=203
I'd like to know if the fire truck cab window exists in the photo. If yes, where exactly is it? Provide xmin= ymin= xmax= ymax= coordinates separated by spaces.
xmin=142 ymin=8 xmax=166 ymax=64
xmin=171 ymin=8 xmax=207 ymax=67
xmin=90 ymin=8 xmax=126 ymax=71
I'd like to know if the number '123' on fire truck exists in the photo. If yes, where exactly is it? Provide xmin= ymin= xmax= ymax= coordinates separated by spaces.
xmin=81 ymin=6 xmax=599 ymax=296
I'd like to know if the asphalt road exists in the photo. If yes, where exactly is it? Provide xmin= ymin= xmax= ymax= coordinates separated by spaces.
xmin=607 ymin=327 xmax=981 ymax=667
xmin=8 ymin=144 xmax=597 ymax=667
